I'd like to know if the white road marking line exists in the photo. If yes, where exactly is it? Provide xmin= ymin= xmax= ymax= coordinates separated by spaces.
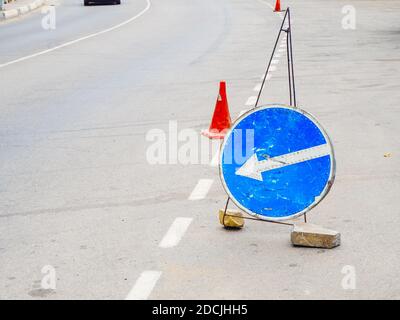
xmin=253 ymin=83 xmax=262 ymax=91
xmin=271 ymin=59 xmax=279 ymax=64
xmin=210 ymin=149 xmax=220 ymax=167
xmin=0 ymin=0 xmax=152 ymax=69
xmin=245 ymin=96 xmax=257 ymax=106
xmin=260 ymin=73 xmax=272 ymax=80
xmin=209 ymin=139 xmax=221 ymax=167
xmin=278 ymin=48 xmax=286 ymax=53
xmin=159 ymin=217 xmax=193 ymax=248
xmin=279 ymin=44 xmax=286 ymax=48
xmin=188 ymin=179 xmax=214 ymax=200
xmin=126 ymin=271 xmax=161 ymax=300
xmin=274 ymin=53 xmax=281 ymax=58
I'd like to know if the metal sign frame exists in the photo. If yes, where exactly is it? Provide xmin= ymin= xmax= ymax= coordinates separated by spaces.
xmin=256 ymin=7 xmax=296 ymax=109
xmin=218 ymin=8 xmax=336 ymax=226
xmin=219 ymin=104 xmax=336 ymax=222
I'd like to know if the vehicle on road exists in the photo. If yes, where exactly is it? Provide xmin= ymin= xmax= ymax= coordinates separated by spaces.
xmin=84 ymin=0 xmax=120 ymax=6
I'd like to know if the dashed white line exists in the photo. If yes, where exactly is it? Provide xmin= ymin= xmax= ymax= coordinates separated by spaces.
xmin=209 ymin=139 xmax=222 ymax=167
xmin=188 ymin=179 xmax=214 ymax=200
xmin=210 ymin=149 xmax=220 ymax=167
xmin=261 ymin=73 xmax=273 ymax=80
xmin=159 ymin=217 xmax=193 ymax=248
xmin=126 ymin=270 xmax=162 ymax=300
xmin=253 ymin=83 xmax=263 ymax=91
xmin=245 ymin=96 xmax=257 ymax=106
xmin=271 ymin=59 xmax=280 ymax=64
xmin=0 ymin=0 xmax=152 ymax=69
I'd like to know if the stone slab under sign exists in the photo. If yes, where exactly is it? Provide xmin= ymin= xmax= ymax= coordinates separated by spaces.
xmin=291 ymin=222 xmax=340 ymax=249
xmin=219 ymin=209 xmax=245 ymax=229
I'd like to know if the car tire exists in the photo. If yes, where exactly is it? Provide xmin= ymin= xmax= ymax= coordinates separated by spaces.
xmin=84 ymin=0 xmax=90 ymax=5
xmin=115 ymin=0 xmax=121 ymax=4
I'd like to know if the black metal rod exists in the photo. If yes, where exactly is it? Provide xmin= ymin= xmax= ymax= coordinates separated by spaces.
xmin=223 ymin=7 xmax=307 ymax=225
xmin=287 ymin=9 xmax=303 ymax=221
xmin=222 ymin=197 xmax=230 ymax=227
xmin=222 ymin=197 xmax=293 ymax=227
xmin=288 ymin=8 xmax=297 ymax=107
xmin=286 ymin=30 xmax=293 ymax=106
xmin=254 ymin=9 xmax=289 ymax=108
xmin=223 ymin=197 xmax=230 ymax=214
xmin=223 ymin=214 xmax=294 ymax=227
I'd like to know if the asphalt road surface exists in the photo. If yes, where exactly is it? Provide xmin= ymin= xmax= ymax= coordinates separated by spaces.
xmin=1 ymin=0 xmax=400 ymax=299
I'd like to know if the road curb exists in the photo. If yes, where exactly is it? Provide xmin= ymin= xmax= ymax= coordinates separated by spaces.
xmin=1 ymin=0 xmax=46 ymax=21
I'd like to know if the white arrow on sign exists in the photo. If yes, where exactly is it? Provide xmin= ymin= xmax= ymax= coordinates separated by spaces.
xmin=235 ymin=143 xmax=330 ymax=181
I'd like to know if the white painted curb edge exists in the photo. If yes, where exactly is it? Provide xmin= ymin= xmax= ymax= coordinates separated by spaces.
xmin=1 ymin=0 xmax=45 ymax=20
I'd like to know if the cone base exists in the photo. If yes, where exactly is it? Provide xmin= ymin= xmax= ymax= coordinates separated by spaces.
xmin=201 ymin=129 xmax=227 ymax=139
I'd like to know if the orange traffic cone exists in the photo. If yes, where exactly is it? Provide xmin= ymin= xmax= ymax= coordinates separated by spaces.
xmin=274 ymin=0 xmax=281 ymax=12
xmin=201 ymin=81 xmax=231 ymax=139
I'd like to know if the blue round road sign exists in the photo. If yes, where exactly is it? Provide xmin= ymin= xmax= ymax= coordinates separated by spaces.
xmin=219 ymin=104 xmax=335 ymax=221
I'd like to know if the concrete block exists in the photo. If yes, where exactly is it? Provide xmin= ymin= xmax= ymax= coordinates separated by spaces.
xmin=219 ymin=209 xmax=244 ymax=229
xmin=35 ymin=0 xmax=44 ymax=7
xmin=29 ymin=2 xmax=37 ymax=10
xmin=2 ymin=9 xmax=19 ymax=19
xmin=18 ymin=6 xmax=30 ymax=14
xmin=291 ymin=223 xmax=340 ymax=249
